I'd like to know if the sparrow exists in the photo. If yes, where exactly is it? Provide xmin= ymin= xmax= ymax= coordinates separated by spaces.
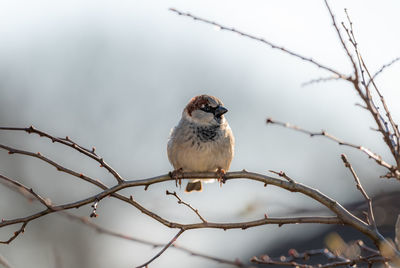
xmin=167 ymin=94 xmax=235 ymax=192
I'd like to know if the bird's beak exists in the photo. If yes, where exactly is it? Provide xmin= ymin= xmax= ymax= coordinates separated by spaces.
xmin=214 ymin=106 xmax=228 ymax=117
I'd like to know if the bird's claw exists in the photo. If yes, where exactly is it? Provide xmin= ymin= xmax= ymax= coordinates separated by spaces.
xmin=169 ymin=168 xmax=183 ymax=188
xmin=216 ymin=168 xmax=226 ymax=187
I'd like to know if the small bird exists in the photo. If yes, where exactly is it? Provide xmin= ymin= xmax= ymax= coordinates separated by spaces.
xmin=167 ymin=95 xmax=235 ymax=192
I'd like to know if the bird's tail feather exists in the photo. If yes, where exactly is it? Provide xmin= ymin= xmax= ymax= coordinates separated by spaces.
xmin=185 ymin=181 xmax=202 ymax=192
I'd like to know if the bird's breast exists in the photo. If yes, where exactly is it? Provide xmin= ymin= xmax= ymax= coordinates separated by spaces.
xmin=167 ymin=123 xmax=234 ymax=172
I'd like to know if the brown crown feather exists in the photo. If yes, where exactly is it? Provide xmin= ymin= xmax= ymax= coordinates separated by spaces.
xmin=185 ymin=95 xmax=210 ymax=116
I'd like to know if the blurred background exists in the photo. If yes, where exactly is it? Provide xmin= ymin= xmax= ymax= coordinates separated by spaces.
xmin=1 ymin=0 xmax=400 ymax=267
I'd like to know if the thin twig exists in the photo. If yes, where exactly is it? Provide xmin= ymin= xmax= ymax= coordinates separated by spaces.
xmin=339 ymin=10 xmax=400 ymax=165
xmin=0 ymin=174 xmax=54 ymax=210
xmin=90 ymin=199 xmax=99 ymax=218
xmin=301 ymin=76 xmax=342 ymax=87
xmin=342 ymin=9 xmax=366 ymax=87
xmin=166 ymin=190 xmax=207 ymax=223
xmin=283 ymin=248 xmax=337 ymax=261
xmin=269 ymin=170 xmax=295 ymax=183
xmin=368 ymin=57 xmax=400 ymax=87
xmin=0 ymin=253 xmax=12 ymax=268
xmin=341 ymin=154 xmax=376 ymax=229
xmin=250 ymin=247 xmax=350 ymax=268
xmin=0 ymin=173 xmax=57 ymax=244
xmin=323 ymin=0 xmax=358 ymax=81
xmin=357 ymin=240 xmax=380 ymax=255
xmin=169 ymin=8 xmax=349 ymax=80
xmin=135 ymin=229 xmax=185 ymax=268
xmin=0 ymin=126 xmax=124 ymax=184
xmin=178 ymin=250 xmax=246 ymax=267
xmin=0 ymin=222 xmax=27 ymax=244
xmin=266 ymin=118 xmax=398 ymax=178
xmin=251 ymin=253 xmax=388 ymax=268
xmin=58 ymin=136 xmax=97 ymax=156
xmin=63 ymin=212 xmax=249 ymax=267
xmin=360 ymin=55 xmax=400 ymax=157
xmin=0 ymin=143 xmax=106 ymax=187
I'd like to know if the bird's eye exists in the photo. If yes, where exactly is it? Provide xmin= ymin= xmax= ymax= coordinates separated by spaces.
xmin=200 ymin=104 xmax=211 ymax=113
xmin=200 ymin=104 xmax=213 ymax=113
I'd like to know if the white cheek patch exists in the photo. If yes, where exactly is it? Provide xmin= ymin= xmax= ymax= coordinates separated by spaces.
xmin=190 ymin=110 xmax=216 ymax=125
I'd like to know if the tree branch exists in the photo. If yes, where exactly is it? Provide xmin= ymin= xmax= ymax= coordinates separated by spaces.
xmin=0 ymin=126 xmax=124 ymax=184
xmin=169 ymin=8 xmax=349 ymax=80
xmin=360 ymin=54 xmax=400 ymax=156
xmin=0 ymin=221 xmax=27 ymax=245
xmin=0 ymin=173 xmax=343 ymax=229
xmin=301 ymin=75 xmax=342 ymax=87
xmin=0 ymin=167 xmax=389 ymax=250
xmin=367 ymin=57 xmax=400 ymax=87
xmin=135 ymin=229 xmax=185 ymax=268
xmin=251 ymin=253 xmax=387 ymax=268
xmin=63 ymin=211 xmax=250 ymax=267
xmin=323 ymin=0 xmax=358 ymax=81
xmin=0 ymin=143 xmax=109 ymax=187
xmin=166 ymin=190 xmax=207 ymax=223
xmin=0 ymin=174 xmax=53 ymax=210
xmin=341 ymin=154 xmax=376 ymax=229
xmin=0 ymin=175 xmax=250 ymax=267
xmin=0 ymin=253 xmax=12 ymax=268
xmin=340 ymin=10 xmax=400 ymax=166
xmin=266 ymin=118 xmax=399 ymax=178
xmin=0 ymin=169 xmax=343 ymax=234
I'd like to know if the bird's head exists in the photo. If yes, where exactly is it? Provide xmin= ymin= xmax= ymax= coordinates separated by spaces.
xmin=183 ymin=95 xmax=228 ymax=125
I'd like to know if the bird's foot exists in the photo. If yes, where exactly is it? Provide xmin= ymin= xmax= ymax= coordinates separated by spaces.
xmin=169 ymin=168 xmax=184 ymax=188
xmin=216 ymin=168 xmax=227 ymax=187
